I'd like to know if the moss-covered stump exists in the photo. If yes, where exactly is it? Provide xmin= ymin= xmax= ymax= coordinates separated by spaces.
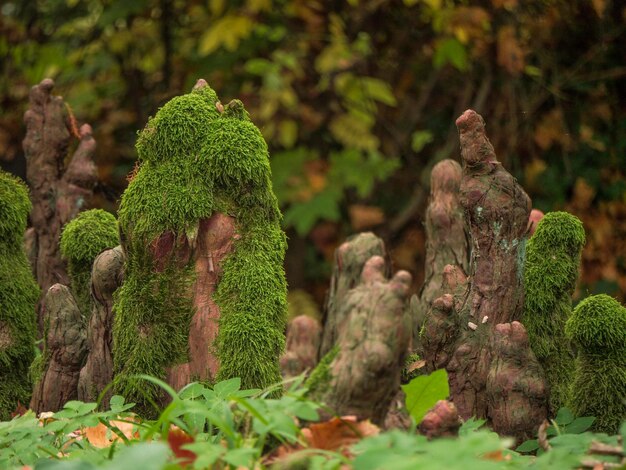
xmin=319 ymin=232 xmax=387 ymax=357
xmin=78 ymin=246 xmax=125 ymax=405
xmin=280 ymin=315 xmax=322 ymax=378
xmin=310 ymin=254 xmax=412 ymax=425
xmin=22 ymin=78 xmax=97 ymax=332
xmin=0 ymin=171 xmax=39 ymax=420
xmin=414 ymin=159 xmax=469 ymax=339
xmin=60 ymin=209 xmax=119 ymax=317
xmin=565 ymin=294 xmax=626 ymax=434
xmin=114 ymin=81 xmax=286 ymax=412
xmin=30 ymin=284 xmax=87 ymax=413
xmin=523 ymin=211 xmax=585 ymax=413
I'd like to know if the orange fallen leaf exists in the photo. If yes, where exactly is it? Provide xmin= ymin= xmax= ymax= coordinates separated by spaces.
xmin=304 ymin=416 xmax=380 ymax=452
xmin=167 ymin=426 xmax=196 ymax=468
xmin=84 ymin=419 xmax=139 ymax=448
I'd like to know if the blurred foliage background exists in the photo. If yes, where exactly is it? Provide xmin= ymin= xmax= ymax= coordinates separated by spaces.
xmin=1 ymin=0 xmax=625 ymax=306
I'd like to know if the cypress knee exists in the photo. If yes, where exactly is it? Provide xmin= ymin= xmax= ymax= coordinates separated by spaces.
xmin=0 ymin=171 xmax=39 ymax=420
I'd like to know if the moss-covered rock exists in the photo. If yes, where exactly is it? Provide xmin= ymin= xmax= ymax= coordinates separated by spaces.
xmin=60 ymin=209 xmax=119 ymax=317
xmin=565 ymin=294 xmax=626 ymax=433
xmin=114 ymin=85 xmax=286 ymax=411
xmin=0 ymin=170 xmax=39 ymax=420
xmin=522 ymin=211 xmax=585 ymax=412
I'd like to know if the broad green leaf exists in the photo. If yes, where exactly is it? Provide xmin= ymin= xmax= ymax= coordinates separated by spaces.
xmin=213 ymin=377 xmax=241 ymax=397
xmin=411 ymin=130 xmax=434 ymax=152
xmin=401 ymin=369 xmax=449 ymax=424
xmin=283 ymin=188 xmax=342 ymax=235
xmin=554 ymin=407 xmax=575 ymax=426
xmin=563 ymin=416 xmax=595 ymax=434
xmin=433 ymin=38 xmax=468 ymax=71
xmin=515 ymin=439 xmax=539 ymax=453
xmin=458 ymin=417 xmax=486 ymax=436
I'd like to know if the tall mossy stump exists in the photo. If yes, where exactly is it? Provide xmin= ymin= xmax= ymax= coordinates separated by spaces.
xmin=565 ymin=294 xmax=626 ymax=434
xmin=413 ymin=158 xmax=469 ymax=342
xmin=421 ymin=110 xmax=548 ymax=441
xmin=523 ymin=211 xmax=585 ymax=413
xmin=0 ymin=171 xmax=39 ymax=420
xmin=22 ymin=78 xmax=98 ymax=333
xmin=114 ymin=80 xmax=287 ymax=413
xmin=309 ymin=234 xmax=412 ymax=427
xmin=78 ymin=245 xmax=125 ymax=405
xmin=31 ymin=210 xmax=118 ymax=413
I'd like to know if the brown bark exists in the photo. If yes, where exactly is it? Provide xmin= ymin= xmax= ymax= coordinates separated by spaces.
xmin=22 ymin=78 xmax=97 ymax=332
xmin=456 ymin=109 xmax=531 ymax=326
xmin=315 ymin=254 xmax=412 ymax=425
xmin=31 ymin=284 xmax=87 ymax=413
xmin=319 ymin=232 xmax=388 ymax=357
xmin=486 ymin=321 xmax=548 ymax=442
xmin=280 ymin=315 xmax=322 ymax=378
xmin=165 ymin=212 xmax=237 ymax=390
xmin=420 ymin=110 xmax=547 ymax=440
xmin=415 ymin=159 xmax=469 ymax=335
xmin=77 ymin=246 xmax=125 ymax=405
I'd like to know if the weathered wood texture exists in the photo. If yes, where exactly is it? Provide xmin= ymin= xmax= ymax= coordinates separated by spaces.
xmin=415 ymin=159 xmax=469 ymax=335
xmin=31 ymin=284 xmax=87 ymax=413
xmin=22 ymin=78 xmax=97 ymax=332
xmin=313 ymin=235 xmax=412 ymax=425
xmin=420 ymin=110 xmax=547 ymax=441
xmin=280 ymin=315 xmax=322 ymax=378
xmin=319 ymin=232 xmax=388 ymax=357
xmin=77 ymin=246 xmax=125 ymax=405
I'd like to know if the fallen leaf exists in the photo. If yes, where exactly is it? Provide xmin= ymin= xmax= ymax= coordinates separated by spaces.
xmin=305 ymin=416 xmax=380 ymax=451
xmin=84 ymin=419 xmax=139 ymax=448
xmin=167 ymin=426 xmax=196 ymax=468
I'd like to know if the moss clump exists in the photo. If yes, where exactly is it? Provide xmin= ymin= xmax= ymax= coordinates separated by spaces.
xmin=565 ymin=294 xmax=626 ymax=434
xmin=401 ymin=353 xmax=424 ymax=384
xmin=114 ymin=87 xmax=287 ymax=410
xmin=0 ymin=170 xmax=39 ymax=420
xmin=522 ymin=211 xmax=585 ymax=412
xmin=60 ymin=209 xmax=119 ymax=317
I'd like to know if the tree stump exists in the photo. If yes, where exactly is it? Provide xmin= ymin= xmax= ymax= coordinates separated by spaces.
xmin=77 ymin=246 xmax=125 ymax=405
xmin=523 ymin=212 xmax=585 ymax=412
xmin=0 ymin=171 xmax=39 ymax=420
xmin=414 ymin=159 xmax=469 ymax=337
xmin=319 ymin=232 xmax=388 ymax=357
xmin=309 ymin=252 xmax=412 ymax=425
xmin=421 ymin=110 xmax=547 ymax=440
xmin=280 ymin=315 xmax=322 ymax=378
xmin=22 ymin=78 xmax=97 ymax=332
xmin=30 ymin=284 xmax=87 ymax=413
xmin=114 ymin=81 xmax=287 ymax=413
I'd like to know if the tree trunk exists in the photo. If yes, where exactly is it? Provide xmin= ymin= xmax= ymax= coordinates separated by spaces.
xmin=31 ymin=284 xmax=87 ymax=413
xmin=22 ymin=78 xmax=97 ymax=333
xmin=280 ymin=315 xmax=322 ymax=378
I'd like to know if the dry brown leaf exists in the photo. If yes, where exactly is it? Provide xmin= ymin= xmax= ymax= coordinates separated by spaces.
xmin=348 ymin=204 xmax=385 ymax=231
xmin=305 ymin=416 xmax=380 ymax=451
xmin=497 ymin=26 xmax=525 ymax=76
xmin=83 ymin=420 xmax=139 ymax=448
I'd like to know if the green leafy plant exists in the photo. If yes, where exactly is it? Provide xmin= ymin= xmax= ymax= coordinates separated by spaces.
xmin=401 ymin=369 xmax=449 ymax=424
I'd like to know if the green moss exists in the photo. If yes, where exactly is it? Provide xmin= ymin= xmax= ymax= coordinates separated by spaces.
xmin=114 ymin=89 xmax=287 ymax=411
xmin=305 ymin=346 xmax=339 ymax=396
xmin=565 ymin=294 xmax=626 ymax=433
xmin=0 ymin=170 xmax=39 ymax=420
xmin=60 ymin=209 xmax=119 ymax=317
xmin=522 ymin=211 xmax=585 ymax=412
xmin=401 ymin=353 xmax=423 ymax=384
